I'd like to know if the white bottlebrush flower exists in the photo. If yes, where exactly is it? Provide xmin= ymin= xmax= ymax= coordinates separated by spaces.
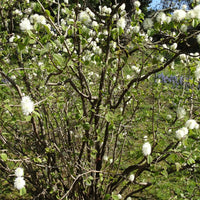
xmin=156 ymin=12 xmax=167 ymax=24
xmin=177 ymin=107 xmax=186 ymax=119
xmin=19 ymin=18 xmax=32 ymax=31
xmin=15 ymin=167 xmax=24 ymax=177
xmin=117 ymin=194 xmax=122 ymax=199
xmin=185 ymin=119 xmax=199 ymax=129
xmin=14 ymin=177 xmax=26 ymax=190
xmin=129 ymin=174 xmax=135 ymax=182
xmin=172 ymin=10 xmax=186 ymax=21
xmin=117 ymin=17 xmax=126 ymax=29
xmin=142 ymin=142 xmax=151 ymax=156
xmin=79 ymin=11 xmax=91 ymax=25
xmin=176 ymin=127 xmax=188 ymax=140
xmin=64 ymin=0 xmax=68 ymax=3
xmin=143 ymin=18 xmax=153 ymax=30
xmin=134 ymin=1 xmax=141 ymax=8
xmin=21 ymin=96 xmax=34 ymax=116
xmin=127 ymin=198 xmax=132 ymax=200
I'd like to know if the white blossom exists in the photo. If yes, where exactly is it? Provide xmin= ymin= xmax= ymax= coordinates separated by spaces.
xmin=143 ymin=18 xmax=153 ymax=30
xmin=131 ymin=65 xmax=140 ymax=73
xmin=129 ymin=174 xmax=135 ymax=182
xmin=186 ymin=10 xmax=196 ymax=19
xmin=182 ymin=4 xmax=187 ymax=10
xmin=135 ymin=9 xmax=142 ymax=15
xmin=117 ymin=194 xmax=122 ymax=199
xmin=172 ymin=10 xmax=186 ymax=21
xmin=117 ymin=17 xmax=126 ymax=29
xmin=170 ymin=43 xmax=177 ymax=50
xmin=132 ymin=25 xmax=140 ymax=33
xmin=21 ymin=96 xmax=34 ymax=116
xmin=15 ymin=167 xmax=24 ymax=177
xmin=134 ymin=1 xmax=141 ymax=8
xmin=176 ymin=127 xmax=188 ymax=140
xmin=166 ymin=16 xmax=171 ymax=23
xmin=142 ymin=142 xmax=151 ymax=156
xmin=180 ymin=54 xmax=187 ymax=61
xmin=127 ymin=198 xmax=132 ymax=200
xmin=19 ymin=18 xmax=32 ymax=31
xmin=30 ymin=14 xmax=46 ymax=25
xmin=103 ymin=155 xmax=108 ymax=161
xmin=193 ymin=4 xmax=200 ymax=19
xmin=177 ymin=107 xmax=186 ymax=119
xmin=64 ymin=0 xmax=68 ymax=3
xmin=14 ymin=177 xmax=26 ymax=190
xmin=119 ymin=3 xmax=126 ymax=10
xmin=185 ymin=119 xmax=199 ymax=129
xmin=13 ymin=9 xmax=22 ymax=16
xmin=79 ymin=11 xmax=91 ymax=25
xmin=92 ymin=21 xmax=98 ymax=27
xmin=156 ymin=12 xmax=167 ymax=24
xmin=180 ymin=24 xmax=187 ymax=32
xmin=100 ymin=6 xmax=112 ymax=14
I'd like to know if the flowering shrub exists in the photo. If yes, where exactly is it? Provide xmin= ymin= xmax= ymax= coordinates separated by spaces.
xmin=0 ymin=0 xmax=200 ymax=199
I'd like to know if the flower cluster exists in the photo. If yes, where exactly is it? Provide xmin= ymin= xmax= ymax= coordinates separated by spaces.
xmin=20 ymin=13 xmax=47 ymax=31
xmin=176 ymin=127 xmax=188 ymax=140
xmin=14 ymin=167 xmax=26 ymax=190
xmin=176 ymin=119 xmax=199 ymax=140
xmin=142 ymin=142 xmax=151 ymax=156
xmin=19 ymin=18 xmax=33 ymax=31
xmin=21 ymin=96 xmax=34 ymax=116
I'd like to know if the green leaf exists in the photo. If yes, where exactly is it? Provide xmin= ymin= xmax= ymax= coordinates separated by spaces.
xmin=20 ymin=187 xmax=26 ymax=196
xmin=53 ymin=53 xmax=65 ymax=66
xmin=187 ymin=157 xmax=195 ymax=165
xmin=105 ymin=112 xmax=114 ymax=123
xmin=147 ymin=155 xmax=152 ymax=164
xmin=32 ymin=110 xmax=41 ymax=118
xmin=104 ymin=194 xmax=111 ymax=200
xmin=25 ymin=115 xmax=32 ymax=122
xmin=161 ymin=168 xmax=168 ymax=178
xmin=112 ymin=194 xmax=120 ymax=200
xmin=1 ymin=153 xmax=8 ymax=161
